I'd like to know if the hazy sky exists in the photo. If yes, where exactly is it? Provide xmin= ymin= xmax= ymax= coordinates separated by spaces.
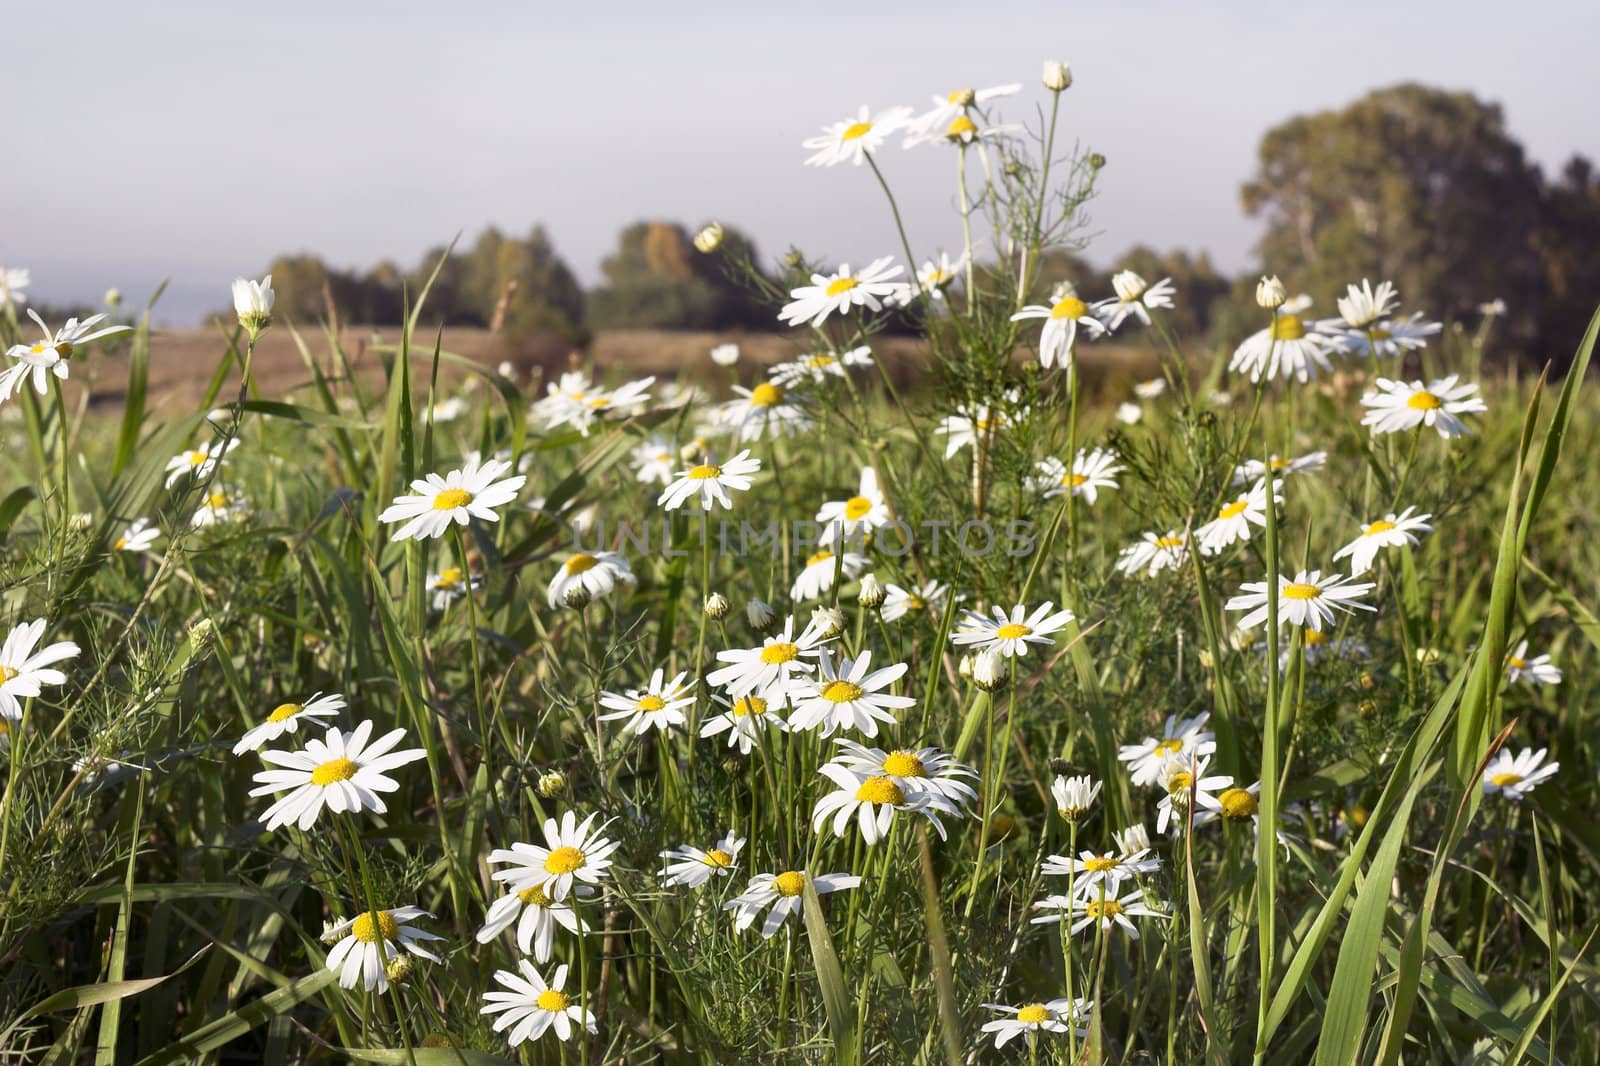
xmin=9 ymin=0 xmax=1599 ymax=325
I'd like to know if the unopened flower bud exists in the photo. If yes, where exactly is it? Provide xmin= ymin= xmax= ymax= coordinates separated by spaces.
xmin=1359 ymin=671 xmax=1377 ymax=691
xmin=536 ymin=770 xmax=567 ymax=797
xmin=704 ymin=592 xmax=730 ymax=620
xmin=70 ymin=512 xmax=94 ymax=530
xmin=746 ymin=598 xmax=777 ymax=633
xmin=950 ymin=87 xmax=977 ymax=107
xmin=958 ymin=654 xmax=974 ymax=681
xmin=1088 ymin=152 xmax=1106 ymax=170
xmin=1415 ymin=647 xmax=1442 ymax=666
xmin=104 ymin=288 xmax=122 ymax=309
xmin=231 ymin=274 xmax=275 ymax=337
xmin=972 ymin=649 xmax=1007 ymax=692
xmin=1358 ymin=699 xmax=1377 ymax=720
xmin=693 ymin=222 xmax=724 ymax=254
xmin=385 ymin=955 xmax=415 ymax=985
xmin=857 ymin=574 xmax=886 ymax=609
xmin=1042 ymin=61 xmax=1072 ymax=92
xmin=811 ymin=606 xmax=846 ymax=640
xmin=563 ymin=584 xmax=592 ymax=609
xmin=1256 ymin=275 xmax=1287 ymax=309
xmin=187 ymin=618 xmax=216 ymax=653
xmin=1197 ymin=649 xmax=1215 ymax=670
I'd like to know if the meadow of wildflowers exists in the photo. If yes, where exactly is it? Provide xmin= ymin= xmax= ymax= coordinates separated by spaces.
xmin=1 ymin=61 xmax=1597 ymax=1065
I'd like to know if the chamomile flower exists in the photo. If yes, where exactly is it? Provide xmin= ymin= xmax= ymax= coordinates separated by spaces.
xmin=790 ymin=547 xmax=869 ymax=602
xmin=1134 ymin=377 xmax=1168 ymax=400
xmin=0 ymin=619 xmax=80 ymax=721
xmin=191 ymin=488 xmax=246 ymax=528
xmin=951 ymin=602 xmax=1074 ymax=658
xmin=826 ymin=738 xmax=977 ymax=814
xmin=1028 ymin=448 xmax=1123 ymax=504
xmin=1118 ymin=713 xmax=1217 ymax=787
xmin=769 ymin=346 xmax=874 ymax=387
xmin=1050 ymin=774 xmax=1102 ymax=822
xmin=1 ymin=309 xmax=130 ymax=401
xmin=657 ymin=450 xmax=762 ymax=511
xmin=880 ymin=580 xmax=954 ymax=623
xmin=546 ymin=551 xmax=634 ymax=610
xmin=163 ymin=438 xmax=241 ymax=488
xmin=249 ymin=721 xmax=426 ymax=831
xmin=1360 ymin=375 xmax=1487 ymax=438
xmin=1115 ymin=823 xmax=1153 ymax=856
xmin=1217 ymin=783 xmax=1263 ymax=833
xmin=1333 ymin=278 xmax=1400 ymax=329
xmin=903 ymin=84 xmax=1021 ymax=146
xmin=1505 ymin=641 xmax=1562 ymax=686
xmin=802 ymin=105 xmax=913 ymax=167
xmin=1114 ymin=530 xmax=1189 ymax=578
xmin=1328 ymin=312 xmax=1442 ymax=359
xmin=378 ymin=456 xmax=526 ymax=541
xmin=1116 ymin=401 xmax=1143 ymax=424
xmin=0 ymin=267 xmax=29 ymax=308
xmin=1229 ymin=305 xmax=1336 ymax=383
xmin=113 ymin=518 xmax=160 ymax=553
xmin=912 ymin=251 xmax=967 ymax=299
xmin=598 ymin=667 xmax=696 ymax=736
xmin=1098 ymin=271 xmax=1176 ymax=330
xmin=779 ymin=258 xmax=906 ymax=327
xmin=1195 ymin=480 xmax=1279 ymax=556
xmin=428 ymin=564 xmax=482 ymax=610
xmin=481 ymin=961 xmax=596 ymax=1046
xmin=1032 ymin=890 xmax=1168 ymax=939
xmin=1011 ymin=288 xmax=1107 ymax=370
xmin=660 ymin=833 xmax=746 ymax=888
xmin=724 ymin=869 xmax=860 ymax=937
xmin=812 ymin=764 xmax=942 ymax=843
xmin=1231 ymin=451 xmax=1326 ymax=486
xmin=816 ymin=467 xmax=890 ymax=545
xmin=476 ymin=883 xmax=588 ymax=962
xmin=980 ymin=998 xmax=1090 ymax=1049
xmin=787 ymin=649 xmax=914 ymax=738
xmin=1225 ymin=570 xmax=1376 ymax=632
xmin=232 ymin=692 xmax=347 ymax=754
xmin=1332 ymin=506 xmax=1434 ymax=575
xmin=631 ymin=436 xmax=677 ymax=486
xmin=488 ymin=811 xmax=620 ymax=902
xmin=938 ymin=402 xmax=1014 ymax=457
xmin=1041 ymin=846 xmax=1161 ymax=898
xmin=715 ymin=382 xmax=812 ymax=442
xmin=710 ymin=342 xmax=740 ymax=367
xmin=707 ymin=615 xmax=833 ymax=699
xmin=538 ymin=375 xmax=654 ymax=435
xmin=1481 ymin=747 xmax=1559 ymax=801
xmin=323 ymin=906 xmax=442 ymax=992
xmin=700 ymin=691 xmax=789 ymax=753
xmin=1155 ymin=754 xmax=1231 ymax=835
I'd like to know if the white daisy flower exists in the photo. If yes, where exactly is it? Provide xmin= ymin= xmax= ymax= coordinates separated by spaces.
xmin=903 ymin=84 xmax=1021 ymax=146
xmin=1360 ymin=375 xmax=1487 ymax=438
xmin=1155 ymin=753 xmax=1232 ymax=836
xmin=231 ymin=274 xmax=276 ymax=333
xmin=980 ymin=998 xmax=1090 ymax=1049
xmin=1049 ymin=774 xmax=1101 ymax=822
xmin=1114 ymin=530 xmax=1189 ymax=578
xmin=811 ymin=764 xmax=944 ymax=843
xmin=163 ymin=438 xmax=242 ymax=488
xmin=1118 ymin=713 xmax=1216 ymax=788
xmin=1229 ymin=306 xmax=1336 ymax=383
xmin=787 ymin=649 xmax=914 ymax=738
xmin=700 ymin=691 xmax=789 ymax=754
xmin=598 ymin=667 xmax=696 ymax=736
xmin=723 ymin=869 xmax=860 ymax=937
xmin=1505 ymin=641 xmax=1561 ymax=686
xmin=0 ymin=619 xmax=80 ymax=721
xmin=488 ymin=811 xmax=620 ymax=902
xmin=1032 ymin=889 xmax=1168 ymax=939
xmin=779 ymin=258 xmax=906 ymax=328
xmin=1098 ymin=272 xmax=1176 ymax=330
xmin=951 ymin=602 xmax=1074 ymax=658
xmin=657 ymin=450 xmax=762 ymax=511
xmin=1225 ymin=569 xmax=1376 ymax=631
xmin=938 ymin=402 xmax=1017 ymax=458
xmin=1 ymin=309 xmax=130 ymax=401
xmin=816 ymin=466 xmax=890 ymax=546
xmin=710 ymin=342 xmax=740 ymax=367
xmin=802 ymin=105 xmax=913 ymax=167
xmin=1115 ymin=823 xmax=1153 ymax=856
xmin=232 ymin=691 xmax=347 ymax=755
xmin=1133 ymin=377 xmax=1168 ymax=400
xmin=660 ymin=832 xmax=746 ymax=888
xmin=790 ymin=547 xmax=868 ymax=602
xmin=910 ymin=251 xmax=967 ymax=300
xmin=1195 ymin=480 xmax=1279 ymax=557
xmin=481 ymin=961 xmax=596 ymax=1047
xmin=191 ymin=487 xmax=247 ymax=528
xmin=378 ymin=456 xmax=526 ymax=541
xmin=1231 ymin=451 xmax=1326 ymax=486
xmin=1041 ymin=846 xmax=1161 ymax=899
xmin=1028 ymin=447 xmax=1123 ymax=504
xmin=631 ymin=436 xmax=678 ymax=487
xmin=536 ymin=375 xmax=654 ymax=436
xmin=881 ymin=580 xmax=954 ymax=623
xmin=249 ymin=721 xmax=426 ymax=832
xmin=428 ymin=564 xmax=483 ymax=610
xmin=113 ymin=518 xmax=160 ymax=553
xmin=768 ymin=346 xmax=875 ymax=387
xmin=546 ymin=550 xmax=635 ymax=610
xmin=1217 ymin=783 xmax=1263 ymax=834
xmin=715 ymin=382 xmax=813 ymax=442
xmin=1334 ymin=278 xmax=1400 ymax=329
xmin=323 ymin=906 xmax=442 ymax=992
xmin=1481 ymin=747 xmax=1559 ymax=801
xmin=1011 ymin=288 xmax=1107 ymax=370
xmin=1116 ymin=401 xmax=1143 ymax=424
xmin=426 ymin=396 xmax=469 ymax=423
xmin=706 ymin=615 xmax=834 ymax=700
xmin=1324 ymin=312 xmax=1441 ymax=359
xmin=825 ymin=738 xmax=977 ymax=814
xmin=1332 ymin=506 xmax=1434 ymax=575
xmin=476 ymin=882 xmax=589 ymax=962
xmin=0 ymin=267 xmax=30 ymax=308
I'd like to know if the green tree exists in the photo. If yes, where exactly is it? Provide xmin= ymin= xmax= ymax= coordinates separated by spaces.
xmin=587 ymin=221 xmax=771 ymax=330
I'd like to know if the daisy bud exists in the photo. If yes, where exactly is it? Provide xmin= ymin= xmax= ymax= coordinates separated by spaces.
xmin=1255 ymin=275 xmax=1287 ymax=310
xmin=187 ymin=618 xmax=216 ymax=653
xmin=1197 ymin=649 xmax=1215 ymax=670
xmin=1359 ymin=671 xmax=1377 ymax=691
xmin=563 ymin=584 xmax=592 ymax=610
xmin=1358 ymin=699 xmax=1378 ymax=720
xmin=496 ymin=360 xmax=517 ymax=380
xmin=1415 ymin=647 xmax=1442 ymax=666
xmin=972 ymin=649 xmax=1007 ymax=692
xmin=319 ymin=920 xmax=343 ymax=944
xmin=704 ymin=592 xmax=730 ymax=620
xmin=231 ymin=274 xmax=275 ymax=337
xmin=1051 ymin=774 xmax=1101 ymax=822
xmin=693 ymin=222 xmax=724 ymax=254
xmin=1042 ymin=60 xmax=1072 ymax=92
xmin=105 ymin=288 xmax=122 ymax=308
xmin=958 ymin=654 xmax=974 ymax=681
xmin=1114 ymin=823 xmax=1151 ymax=856
xmin=1088 ymin=152 xmax=1107 ymax=170
xmin=69 ymin=512 xmax=94 ymax=530
xmin=810 ymin=606 xmax=846 ymax=640
xmin=746 ymin=598 xmax=777 ymax=633
xmin=385 ymin=955 xmax=415 ymax=985
xmin=1228 ymin=628 xmax=1256 ymax=653
xmin=536 ymin=769 xmax=567 ymax=797
xmin=857 ymin=574 xmax=886 ymax=609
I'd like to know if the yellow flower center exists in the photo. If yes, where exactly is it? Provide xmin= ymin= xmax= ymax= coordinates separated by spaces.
xmin=703 ymin=849 xmax=734 ymax=868
xmin=1218 ymin=499 xmax=1249 ymax=519
xmin=545 ymin=846 xmax=586 ymax=874
xmin=688 ymin=464 xmax=721 ymax=480
xmin=773 ymin=870 xmax=807 ymax=897
xmin=1062 ymin=473 xmax=1089 ymax=487
xmin=30 ymin=343 xmax=49 ymax=355
xmin=113 ymin=538 xmax=128 ymax=551
xmin=310 ymin=757 xmax=358 ymax=786
xmin=1155 ymin=535 xmax=1184 ymax=549
xmin=882 ymin=751 xmax=926 ymax=778
xmin=855 ymin=775 xmax=905 ymax=806
xmin=1489 ymin=772 xmax=1523 ymax=788
xmin=0 ymin=665 xmax=17 ymax=683
xmin=749 ymin=383 xmax=784 ymax=407
xmin=1370 ymin=328 xmax=1392 ymax=340
xmin=907 ymin=596 xmax=926 ymax=610
xmin=187 ymin=451 xmax=207 ymax=466
xmin=1050 ymin=296 xmax=1088 ymax=320
xmin=433 ymin=487 xmax=473 ymax=510
xmin=207 ymin=492 xmax=228 ymax=509
xmin=565 ymin=553 xmax=598 ymax=575
xmin=266 ymin=702 xmax=303 ymax=723
xmin=825 ymin=277 xmax=860 ymax=297
xmin=995 ymin=623 xmax=1031 ymax=640
xmin=1509 ymin=656 xmax=1527 ymax=669
xmin=1016 ymin=1004 xmax=1052 ymax=1024
xmin=536 ymin=989 xmax=571 ymax=1013
xmin=731 ymin=696 xmax=767 ymax=718
xmin=946 ymin=88 xmax=974 ymax=104
xmin=821 ymin=680 xmax=864 ymax=703
xmin=1305 ymin=629 xmax=1328 ymax=646
xmin=636 ymin=695 xmax=666 ymax=713
xmin=1166 ymin=771 xmax=1193 ymax=794
xmin=1220 ymin=788 xmax=1258 ymax=820
xmin=807 ymin=354 xmax=837 ymax=368
xmin=1364 ymin=520 xmax=1395 ymax=536
xmin=1270 ymin=314 xmax=1306 ymax=341
xmin=1154 ymin=738 xmax=1184 ymax=756
xmin=1407 ymin=390 xmax=1442 ymax=411
xmin=1283 ymin=582 xmax=1321 ymax=600
xmin=843 ymin=496 xmax=874 ymax=520
xmin=1344 ymin=805 xmax=1369 ymax=828
xmin=350 ymin=911 xmax=399 ymax=942
xmin=840 ymin=121 xmax=872 ymax=141
xmin=945 ymin=115 xmax=977 ymax=139
xmin=806 ymin=550 xmax=834 ymax=567
xmin=1269 ymin=457 xmax=1290 ymax=470
xmin=1085 ymin=899 xmax=1124 ymax=919
xmin=517 ymin=884 xmax=555 ymax=906
xmin=760 ymin=642 xmax=799 ymax=664
xmin=435 ymin=566 xmax=464 ymax=588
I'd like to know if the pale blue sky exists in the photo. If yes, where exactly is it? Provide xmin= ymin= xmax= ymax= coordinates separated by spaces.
xmin=9 ymin=0 xmax=1599 ymax=324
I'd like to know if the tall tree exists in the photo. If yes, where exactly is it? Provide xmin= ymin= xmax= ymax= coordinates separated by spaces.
xmin=587 ymin=221 xmax=771 ymax=330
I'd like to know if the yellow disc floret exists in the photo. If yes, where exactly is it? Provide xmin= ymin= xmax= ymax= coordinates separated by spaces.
xmin=310 ymin=757 xmax=357 ymax=786
xmin=351 ymin=911 xmax=399 ymax=943
xmin=773 ymin=870 xmax=807 ymax=897
xmin=544 ymin=846 xmax=586 ymax=875
xmin=432 ymin=487 xmax=473 ymax=510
